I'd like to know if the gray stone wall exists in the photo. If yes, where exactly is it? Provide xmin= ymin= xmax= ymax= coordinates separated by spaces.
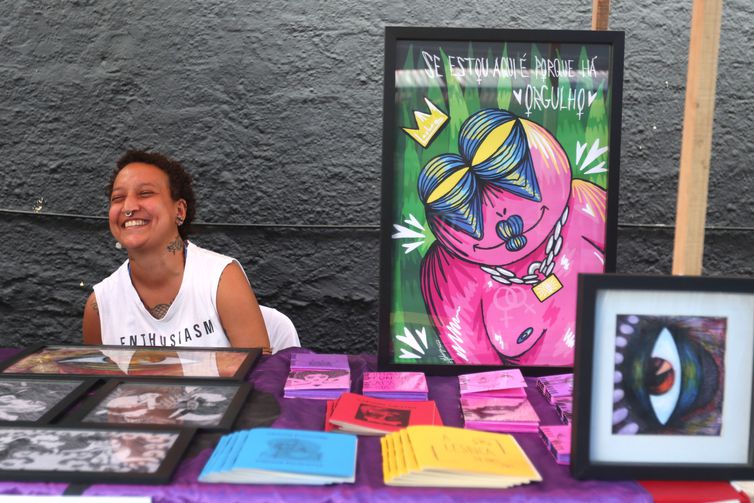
xmin=0 ymin=0 xmax=752 ymax=353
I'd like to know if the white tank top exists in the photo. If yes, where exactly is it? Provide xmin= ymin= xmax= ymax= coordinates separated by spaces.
xmin=93 ymin=242 xmax=235 ymax=348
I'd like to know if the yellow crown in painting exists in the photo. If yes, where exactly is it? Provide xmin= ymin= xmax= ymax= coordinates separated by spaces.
xmin=402 ymin=98 xmax=448 ymax=148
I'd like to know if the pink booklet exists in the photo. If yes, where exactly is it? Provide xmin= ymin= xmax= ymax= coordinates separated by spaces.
xmin=285 ymin=369 xmax=350 ymax=390
xmin=290 ymin=353 xmax=350 ymax=371
xmin=458 ymin=369 xmax=527 ymax=398
xmin=284 ymin=353 xmax=351 ymax=400
xmin=362 ymin=372 xmax=428 ymax=398
xmin=539 ymin=424 xmax=571 ymax=464
xmin=461 ymin=397 xmax=540 ymax=433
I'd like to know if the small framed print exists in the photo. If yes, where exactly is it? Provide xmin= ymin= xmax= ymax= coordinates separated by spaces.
xmin=0 ymin=345 xmax=261 ymax=381
xmin=0 ymin=426 xmax=194 ymax=484
xmin=572 ymin=274 xmax=754 ymax=480
xmin=0 ymin=377 xmax=98 ymax=425
xmin=64 ymin=379 xmax=251 ymax=431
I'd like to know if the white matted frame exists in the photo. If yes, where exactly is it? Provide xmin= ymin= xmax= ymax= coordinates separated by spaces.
xmin=572 ymin=274 xmax=754 ymax=480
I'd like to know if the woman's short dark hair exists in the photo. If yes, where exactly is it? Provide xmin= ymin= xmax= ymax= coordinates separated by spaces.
xmin=107 ymin=150 xmax=196 ymax=240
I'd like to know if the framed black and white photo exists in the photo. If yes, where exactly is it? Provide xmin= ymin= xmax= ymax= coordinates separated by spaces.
xmin=0 ymin=426 xmax=194 ymax=484
xmin=0 ymin=345 xmax=261 ymax=381
xmin=572 ymin=274 xmax=754 ymax=480
xmin=0 ymin=377 xmax=98 ymax=425
xmin=64 ymin=379 xmax=251 ymax=431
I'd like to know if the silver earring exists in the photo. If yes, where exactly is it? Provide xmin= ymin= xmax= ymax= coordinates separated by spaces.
xmin=176 ymin=217 xmax=184 ymax=226
xmin=124 ymin=210 xmax=134 ymax=217
xmin=115 ymin=241 xmax=122 ymax=249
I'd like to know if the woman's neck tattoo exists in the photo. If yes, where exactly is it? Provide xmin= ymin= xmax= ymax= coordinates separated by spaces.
xmin=166 ymin=237 xmax=183 ymax=255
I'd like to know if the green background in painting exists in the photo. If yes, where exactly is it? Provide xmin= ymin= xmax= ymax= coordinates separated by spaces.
xmin=390 ymin=39 xmax=613 ymax=365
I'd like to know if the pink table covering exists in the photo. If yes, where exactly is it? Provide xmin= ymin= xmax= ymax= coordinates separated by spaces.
xmin=0 ymin=347 xmax=650 ymax=502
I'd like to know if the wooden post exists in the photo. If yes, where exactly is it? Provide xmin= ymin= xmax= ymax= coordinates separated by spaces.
xmin=672 ymin=0 xmax=723 ymax=275
xmin=592 ymin=0 xmax=611 ymax=30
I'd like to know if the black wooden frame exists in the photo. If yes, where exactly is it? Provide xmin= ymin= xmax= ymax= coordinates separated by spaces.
xmin=62 ymin=378 xmax=251 ymax=432
xmin=378 ymin=27 xmax=624 ymax=375
xmin=0 ymin=425 xmax=194 ymax=484
xmin=571 ymin=273 xmax=754 ymax=480
xmin=0 ymin=376 xmax=99 ymax=426
xmin=0 ymin=344 xmax=261 ymax=381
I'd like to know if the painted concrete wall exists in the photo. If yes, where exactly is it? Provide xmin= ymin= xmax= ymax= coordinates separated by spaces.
xmin=0 ymin=1 xmax=752 ymax=353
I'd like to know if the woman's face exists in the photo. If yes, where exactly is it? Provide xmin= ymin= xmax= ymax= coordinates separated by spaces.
xmin=108 ymin=163 xmax=186 ymax=252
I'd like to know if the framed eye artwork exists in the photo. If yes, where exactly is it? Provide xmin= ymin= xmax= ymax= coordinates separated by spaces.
xmin=378 ymin=27 xmax=624 ymax=375
xmin=572 ymin=274 xmax=754 ymax=480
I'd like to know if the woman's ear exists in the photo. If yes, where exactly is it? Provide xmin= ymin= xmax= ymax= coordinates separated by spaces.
xmin=176 ymin=199 xmax=187 ymax=221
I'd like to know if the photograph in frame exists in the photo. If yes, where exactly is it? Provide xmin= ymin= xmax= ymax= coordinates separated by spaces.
xmin=0 ymin=377 xmax=98 ymax=424
xmin=0 ymin=345 xmax=261 ymax=380
xmin=0 ymin=426 xmax=194 ymax=484
xmin=65 ymin=379 xmax=251 ymax=431
xmin=378 ymin=27 xmax=624 ymax=375
xmin=572 ymin=274 xmax=754 ymax=480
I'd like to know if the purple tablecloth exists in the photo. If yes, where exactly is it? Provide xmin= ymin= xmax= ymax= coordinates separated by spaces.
xmin=0 ymin=347 xmax=651 ymax=502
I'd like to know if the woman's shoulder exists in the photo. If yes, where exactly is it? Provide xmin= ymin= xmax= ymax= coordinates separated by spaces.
xmin=187 ymin=241 xmax=237 ymax=266
xmin=93 ymin=258 xmax=130 ymax=292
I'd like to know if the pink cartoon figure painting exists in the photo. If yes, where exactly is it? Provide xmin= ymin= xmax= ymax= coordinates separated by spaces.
xmin=418 ymin=108 xmax=606 ymax=366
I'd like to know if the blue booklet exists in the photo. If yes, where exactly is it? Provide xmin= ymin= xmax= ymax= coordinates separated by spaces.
xmin=200 ymin=428 xmax=358 ymax=485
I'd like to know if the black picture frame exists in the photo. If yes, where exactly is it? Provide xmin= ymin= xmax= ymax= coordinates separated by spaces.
xmin=0 ymin=344 xmax=261 ymax=381
xmin=0 ymin=376 xmax=98 ymax=425
xmin=0 ymin=425 xmax=194 ymax=484
xmin=572 ymin=273 xmax=754 ymax=480
xmin=378 ymin=27 xmax=624 ymax=375
xmin=63 ymin=379 xmax=251 ymax=432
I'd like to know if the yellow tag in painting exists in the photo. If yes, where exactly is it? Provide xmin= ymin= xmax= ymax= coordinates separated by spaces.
xmin=532 ymin=274 xmax=563 ymax=302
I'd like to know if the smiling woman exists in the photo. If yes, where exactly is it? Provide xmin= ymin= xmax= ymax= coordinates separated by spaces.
xmin=82 ymin=150 xmax=269 ymax=350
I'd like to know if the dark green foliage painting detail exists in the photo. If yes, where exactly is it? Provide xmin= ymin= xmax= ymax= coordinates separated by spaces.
xmin=390 ymin=40 xmax=612 ymax=364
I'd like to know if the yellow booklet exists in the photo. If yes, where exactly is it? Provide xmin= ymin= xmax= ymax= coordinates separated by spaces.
xmin=382 ymin=425 xmax=541 ymax=488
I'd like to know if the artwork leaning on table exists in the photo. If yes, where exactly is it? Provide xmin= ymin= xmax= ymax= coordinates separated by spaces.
xmin=381 ymin=28 xmax=623 ymax=370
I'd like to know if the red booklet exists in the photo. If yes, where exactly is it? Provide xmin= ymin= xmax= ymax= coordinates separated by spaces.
xmin=324 ymin=399 xmax=340 ymax=432
xmin=327 ymin=393 xmax=442 ymax=436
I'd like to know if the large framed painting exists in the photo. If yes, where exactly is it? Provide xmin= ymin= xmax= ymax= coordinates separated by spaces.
xmin=378 ymin=27 xmax=624 ymax=374
xmin=0 ymin=345 xmax=260 ymax=380
xmin=572 ymin=274 xmax=754 ymax=480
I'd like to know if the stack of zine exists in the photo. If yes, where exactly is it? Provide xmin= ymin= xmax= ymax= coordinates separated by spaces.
xmin=536 ymin=373 xmax=573 ymax=424
xmin=458 ymin=368 xmax=527 ymax=398
xmin=199 ymin=428 xmax=358 ymax=485
xmin=459 ymin=368 xmax=539 ymax=433
xmin=284 ymin=353 xmax=351 ymax=400
xmin=539 ymin=424 xmax=571 ymax=465
xmin=381 ymin=425 xmax=541 ymax=488
xmin=461 ymin=396 xmax=540 ymax=433
xmin=362 ymin=371 xmax=428 ymax=401
xmin=326 ymin=392 xmax=442 ymax=435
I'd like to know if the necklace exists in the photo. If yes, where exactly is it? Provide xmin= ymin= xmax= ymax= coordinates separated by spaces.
xmin=481 ymin=205 xmax=569 ymax=302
